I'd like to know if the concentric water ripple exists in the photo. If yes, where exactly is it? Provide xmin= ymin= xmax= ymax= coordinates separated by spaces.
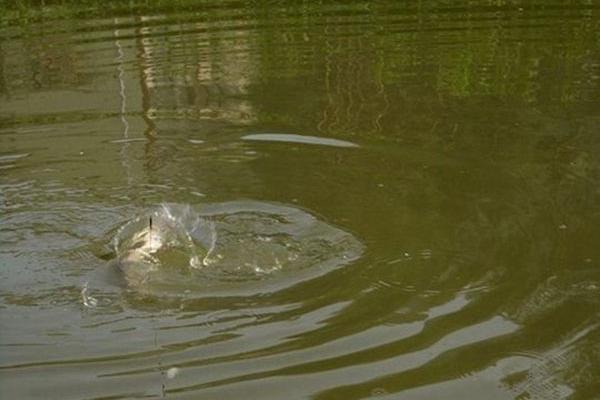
xmin=109 ymin=201 xmax=363 ymax=297
xmin=1 ymin=1 xmax=600 ymax=399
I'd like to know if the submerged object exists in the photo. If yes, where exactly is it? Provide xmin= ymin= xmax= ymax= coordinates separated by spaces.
xmin=111 ymin=201 xmax=363 ymax=296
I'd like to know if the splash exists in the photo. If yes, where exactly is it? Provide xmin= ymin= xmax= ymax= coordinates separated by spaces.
xmin=113 ymin=204 xmax=211 ymax=286
xmin=110 ymin=201 xmax=363 ymax=296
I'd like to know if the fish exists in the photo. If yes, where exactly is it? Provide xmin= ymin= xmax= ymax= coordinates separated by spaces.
xmin=113 ymin=204 xmax=210 ymax=287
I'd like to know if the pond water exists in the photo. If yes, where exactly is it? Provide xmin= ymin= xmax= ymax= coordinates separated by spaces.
xmin=1 ymin=1 xmax=600 ymax=399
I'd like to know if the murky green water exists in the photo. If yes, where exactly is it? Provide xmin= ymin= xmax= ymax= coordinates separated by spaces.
xmin=1 ymin=1 xmax=600 ymax=399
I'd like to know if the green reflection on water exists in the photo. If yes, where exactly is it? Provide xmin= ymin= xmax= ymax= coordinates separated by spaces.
xmin=0 ymin=1 xmax=599 ymax=399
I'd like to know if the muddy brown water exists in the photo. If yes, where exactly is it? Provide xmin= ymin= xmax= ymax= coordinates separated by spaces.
xmin=1 ymin=1 xmax=600 ymax=399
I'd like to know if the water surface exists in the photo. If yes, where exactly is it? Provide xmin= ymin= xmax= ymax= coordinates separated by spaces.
xmin=1 ymin=1 xmax=600 ymax=399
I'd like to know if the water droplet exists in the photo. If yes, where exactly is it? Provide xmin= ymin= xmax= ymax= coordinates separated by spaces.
xmin=371 ymin=387 xmax=387 ymax=396
xmin=166 ymin=367 xmax=180 ymax=379
xmin=81 ymin=282 xmax=98 ymax=308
